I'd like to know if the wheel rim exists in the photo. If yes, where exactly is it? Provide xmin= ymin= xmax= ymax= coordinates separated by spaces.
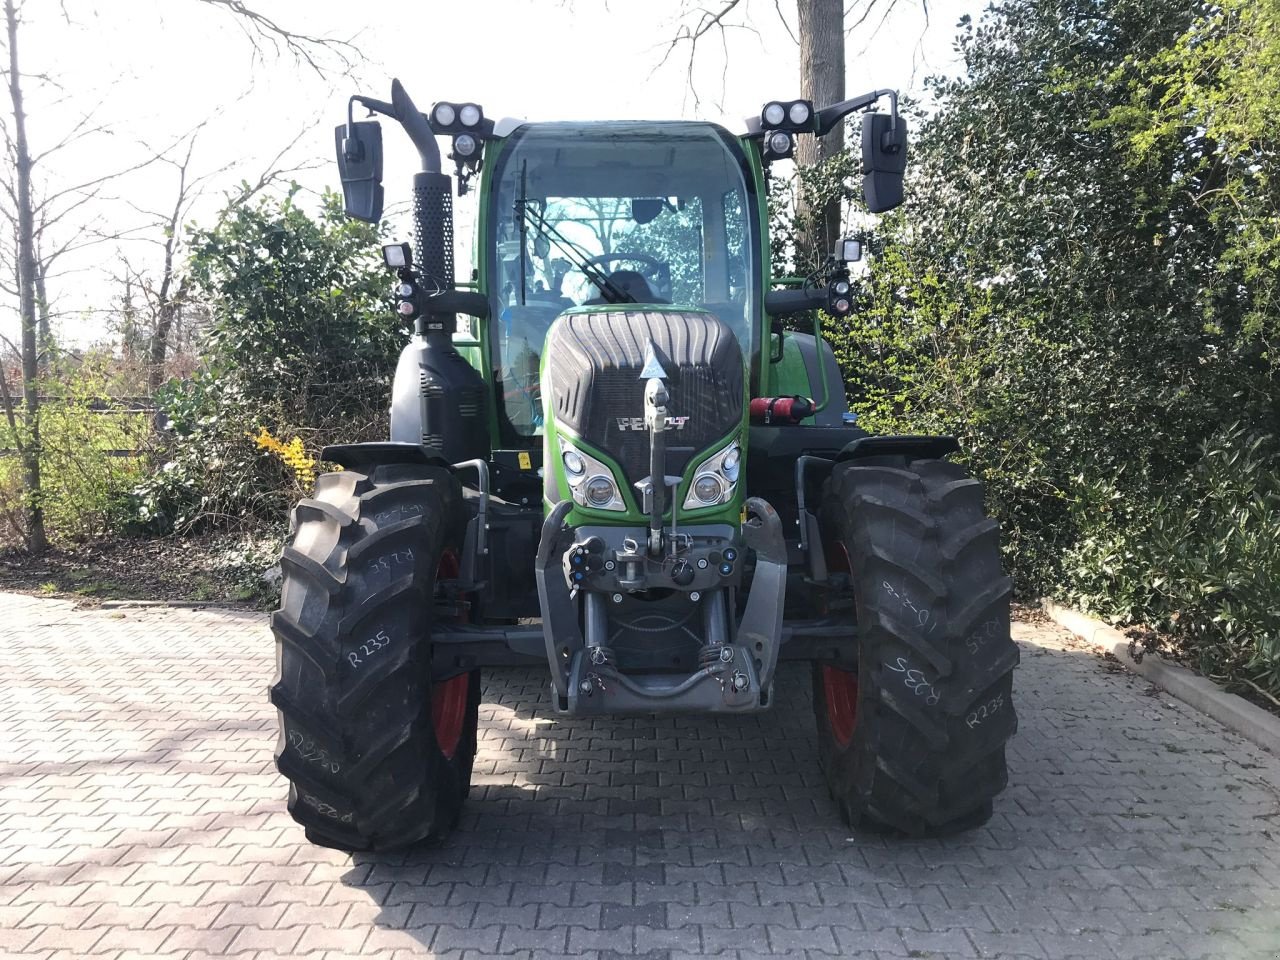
xmin=431 ymin=550 xmax=469 ymax=760
xmin=822 ymin=665 xmax=859 ymax=748
xmin=431 ymin=673 xmax=469 ymax=759
xmin=820 ymin=535 xmax=858 ymax=748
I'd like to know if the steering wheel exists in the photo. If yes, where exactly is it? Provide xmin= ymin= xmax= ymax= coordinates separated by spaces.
xmin=580 ymin=253 xmax=670 ymax=299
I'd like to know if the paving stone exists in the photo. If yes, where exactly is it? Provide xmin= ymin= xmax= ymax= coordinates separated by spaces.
xmin=1 ymin=595 xmax=1277 ymax=959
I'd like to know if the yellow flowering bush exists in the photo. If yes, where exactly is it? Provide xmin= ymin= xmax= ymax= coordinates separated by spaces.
xmin=252 ymin=428 xmax=316 ymax=489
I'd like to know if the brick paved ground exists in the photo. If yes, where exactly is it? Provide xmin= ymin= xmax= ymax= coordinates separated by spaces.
xmin=1 ymin=591 xmax=1278 ymax=960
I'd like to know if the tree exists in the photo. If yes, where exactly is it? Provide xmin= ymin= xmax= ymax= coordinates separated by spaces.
xmin=187 ymin=190 xmax=396 ymax=425
xmin=0 ymin=0 xmax=356 ymax=549
xmin=664 ymin=0 xmax=911 ymax=270
xmin=131 ymin=192 xmax=394 ymax=533
xmin=794 ymin=0 xmax=844 ymax=269
xmin=4 ymin=0 xmax=45 ymax=550
xmin=112 ymin=122 xmax=321 ymax=393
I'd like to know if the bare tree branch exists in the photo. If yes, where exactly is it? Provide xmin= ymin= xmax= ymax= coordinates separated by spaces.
xmin=654 ymin=0 xmax=747 ymax=110
xmin=194 ymin=0 xmax=361 ymax=76
xmin=28 ymin=96 xmax=113 ymax=167
xmin=773 ymin=0 xmax=799 ymax=44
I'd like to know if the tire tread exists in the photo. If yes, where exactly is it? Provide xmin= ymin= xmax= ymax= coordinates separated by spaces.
xmin=814 ymin=455 xmax=1018 ymax=836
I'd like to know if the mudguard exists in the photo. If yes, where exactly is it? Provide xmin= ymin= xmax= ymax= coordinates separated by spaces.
xmin=320 ymin=441 xmax=452 ymax=471
xmin=834 ymin=434 xmax=959 ymax=464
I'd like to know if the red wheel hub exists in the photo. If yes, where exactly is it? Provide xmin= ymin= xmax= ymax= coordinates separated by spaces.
xmin=820 ymin=538 xmax=858 ymax=748
xmin=431 ymin=550 xmax=469 ymax=760
xmin=822 ymin=665 xmax=859 ymax=748
xmin=430 ymin=673 xmax=469 ymax=759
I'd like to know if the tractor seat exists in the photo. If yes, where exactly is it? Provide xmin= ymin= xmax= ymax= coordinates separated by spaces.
xmin=584 ymin=269 xmax=667 ymax=306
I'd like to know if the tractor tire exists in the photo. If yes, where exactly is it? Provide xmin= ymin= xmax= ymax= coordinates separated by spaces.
xmin=269 ymin=462 xmax=480 ymax=851
xmin=813 ymin=456 xmax=1018 ymax=836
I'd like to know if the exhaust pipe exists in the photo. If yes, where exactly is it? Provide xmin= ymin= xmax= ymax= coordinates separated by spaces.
xmin=390 ymin=80 xmax=453 ymax=303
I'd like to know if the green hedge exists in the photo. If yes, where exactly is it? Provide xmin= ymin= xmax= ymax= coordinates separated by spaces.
xmin=811 ymin=0 xmax=1280 ymax=701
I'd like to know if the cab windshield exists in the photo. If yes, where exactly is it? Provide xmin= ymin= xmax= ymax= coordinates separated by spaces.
xmin=488 ymin=122 xmax=758 ymax=437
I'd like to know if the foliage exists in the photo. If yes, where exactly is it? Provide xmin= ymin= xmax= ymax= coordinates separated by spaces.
xmin=1063 ymin=426 xmax=1280 ymax=702
xmin=190 ymin=187 xmax=398 ymax=425
xmin=252 ymin=427 xmax=317 ymax=490
xmin=802 ymin=0 xmax=1280 ymax=698
xmin=1105 ymin=0 xmax=1280 ymax=358
xmin=129 ymin=373 xmax=285 ymax=533
xmin=0 ymin=353 xmax=153 ymax=545
xmin=132 ymin=189 xmax=394 ymax=532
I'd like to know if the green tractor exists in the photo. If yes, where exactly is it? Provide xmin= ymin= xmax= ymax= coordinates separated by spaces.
xmin=270 ymin=79 xmax=1018 ymax=850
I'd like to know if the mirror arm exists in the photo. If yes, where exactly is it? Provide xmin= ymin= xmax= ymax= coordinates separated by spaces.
xmin=814 ymin=88 xmax=898 ymax=137
xmin=765 ymin=288 xmax=825 ymax=316
xmin=351 ymin=95 xmax=395 ymax=121
xmin=429 ymin=289 xmax=490 ymax=319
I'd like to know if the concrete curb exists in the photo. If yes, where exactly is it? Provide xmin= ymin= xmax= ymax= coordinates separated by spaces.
xmin=1040 ymin=598 xmax=1280 ymax=757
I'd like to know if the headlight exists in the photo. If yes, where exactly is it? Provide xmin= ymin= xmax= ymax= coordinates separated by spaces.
xmin=788 ymin=101 xmax=811 ymax=125
xmin=692 ymin=474 xmax=724 ymax=504
xmin=683 ymin=441 xmax=740 ymax=510
xmin=559 ymin=439 xmax=625 ymax=511
xmin=720 ymin=445 xmax=741 ymax=482
xmin=585 ymin=476 xmax=618 ymax=507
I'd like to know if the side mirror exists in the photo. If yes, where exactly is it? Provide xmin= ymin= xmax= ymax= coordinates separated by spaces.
xmin=860 ymin=112 xmax=908 ymax=214
xmin=334 ymin=121 xmax=384 ymax=222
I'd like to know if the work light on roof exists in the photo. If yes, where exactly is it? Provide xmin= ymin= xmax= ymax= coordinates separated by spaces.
xmin=430 ymin=101 xmax=485 ymax=135
xmin=433 ymin=102 xmax=456 ymax=127
xmin=760 ymin=99 xmax=815 ymax=133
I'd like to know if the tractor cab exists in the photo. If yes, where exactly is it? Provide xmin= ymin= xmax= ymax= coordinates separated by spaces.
xmin=486 ymin=121 xmax=759 ymax=438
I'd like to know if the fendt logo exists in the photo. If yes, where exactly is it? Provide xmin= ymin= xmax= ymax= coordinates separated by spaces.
xmin=615 ymin=416 xmax=690 ymax=431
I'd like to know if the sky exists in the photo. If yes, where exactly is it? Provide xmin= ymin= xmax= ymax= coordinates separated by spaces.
xmin=8 ymin=0 xmax=976 ymax=346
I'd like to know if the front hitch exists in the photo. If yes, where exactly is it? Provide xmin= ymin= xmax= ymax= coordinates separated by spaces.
xmin=545 ymin=499 xmax=788 ymax=717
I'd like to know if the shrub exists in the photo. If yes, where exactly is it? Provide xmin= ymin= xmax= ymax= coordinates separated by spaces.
xmin=132 ymin=188 xmax=394 ymax=533
xmin=129 ymin=374 xmax=290 ymax=533
xmin=0 ymin=354 xmax=154 ymax=545
xmin=1065 ymin=427 xmax=1280 ymax=702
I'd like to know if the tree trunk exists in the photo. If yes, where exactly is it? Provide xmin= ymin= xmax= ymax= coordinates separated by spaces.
xmin=147 ymin=279 xmax=188 ymax=394
xmin=34 ymin=258 xmax=50 ymax=373
xmin=147 ymin=155 xmax=193 ymax=395
xmin=796 ymin=0 xmax=845 ymax=273
xmin=5 ymin=0 xmax=46 ymax=552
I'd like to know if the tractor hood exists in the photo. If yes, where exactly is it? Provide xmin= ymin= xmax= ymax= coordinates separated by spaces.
xmin=544 ymin=307 xmax=745 ymax=498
